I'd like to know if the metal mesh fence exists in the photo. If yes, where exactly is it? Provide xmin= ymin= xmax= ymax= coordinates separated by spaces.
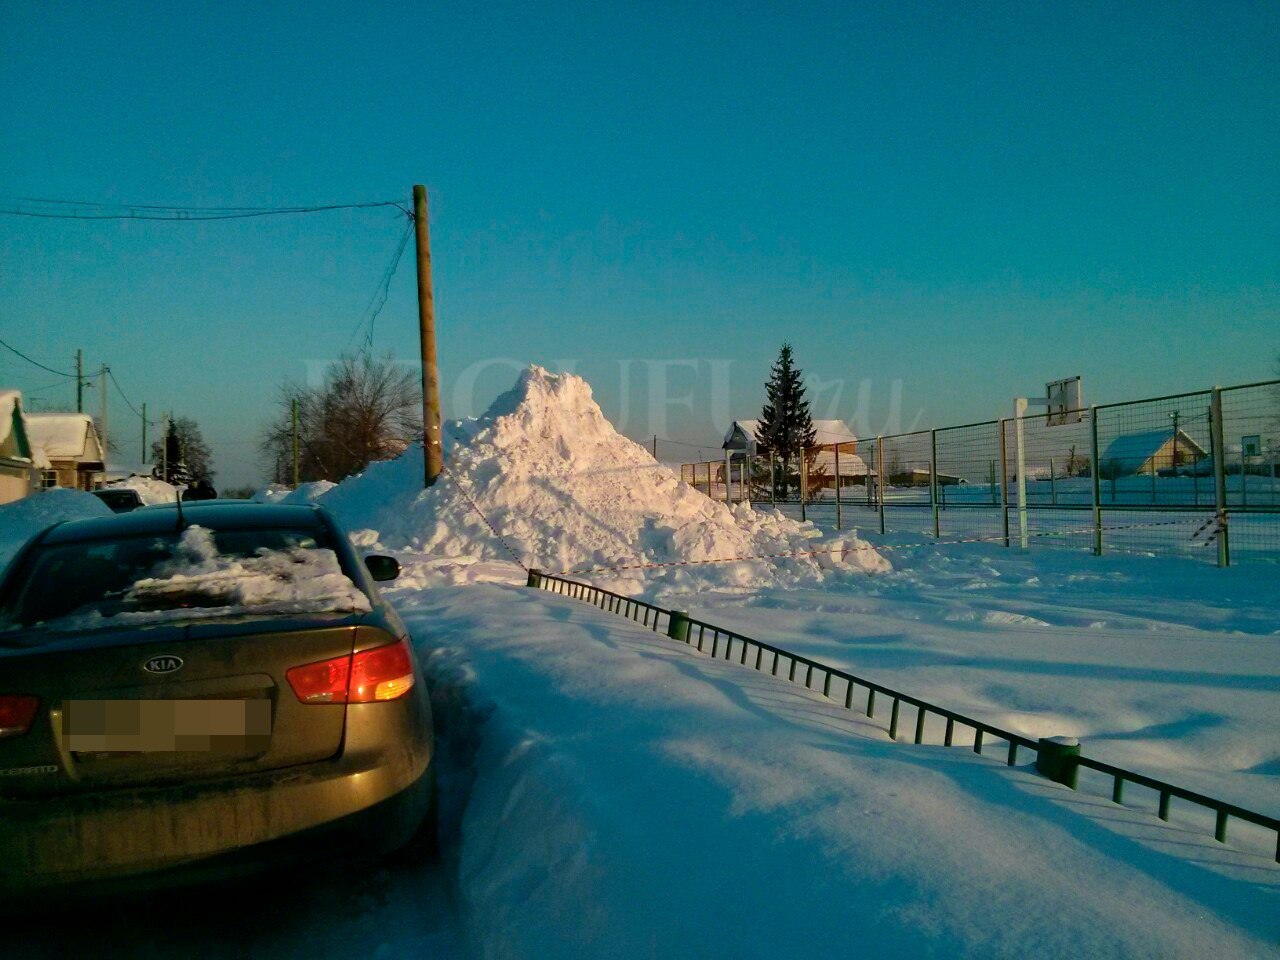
xmin=679 ymin=378 xmax=1280 ymax=565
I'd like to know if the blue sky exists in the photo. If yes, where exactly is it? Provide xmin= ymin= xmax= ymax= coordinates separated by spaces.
xmin=1 ymin=1 xmax=1277 ymax=486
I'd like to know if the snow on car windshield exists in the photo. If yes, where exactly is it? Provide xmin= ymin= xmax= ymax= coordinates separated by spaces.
xmin=0 ymin=525 xmax=370 ymax=634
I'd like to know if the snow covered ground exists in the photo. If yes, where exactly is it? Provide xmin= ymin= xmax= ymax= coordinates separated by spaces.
xmin=396 ymin=577 xmax=1277 ymax=959
xmin=651 ymin=536 xmax=1280 ymax=817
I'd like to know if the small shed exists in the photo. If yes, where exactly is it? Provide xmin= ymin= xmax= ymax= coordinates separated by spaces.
xmin=25 ymin=412 xmax=106 ymax=491
xmin=1100 ymin=429 xmax=1207 ymax=476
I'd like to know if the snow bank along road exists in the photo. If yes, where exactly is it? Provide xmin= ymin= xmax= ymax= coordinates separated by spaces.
xmin=651 ymin=536 xmax=1280 ymax=818
xmin=407 ymin=578 xmax=1277 ymax=960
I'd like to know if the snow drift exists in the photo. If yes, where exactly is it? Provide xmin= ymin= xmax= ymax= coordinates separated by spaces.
xmin=253 ymin=480 xmax=337 ymax=504
xmin=320 ymin=367 xmax=888 ymax=592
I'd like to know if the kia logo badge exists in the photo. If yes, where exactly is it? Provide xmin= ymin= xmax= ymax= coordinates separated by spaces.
xmin=143 ymin=655 xmax=184 ymax=675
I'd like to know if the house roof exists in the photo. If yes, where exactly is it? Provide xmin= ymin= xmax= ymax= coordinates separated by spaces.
xmin=1100 ymin=428 xmax=1207 ymax=466
xmin=25 ymin=412 xmax=104 ymax=462
xmin=810 ymin=449 xmax=872 ymax=476
xmin=724 ymin=418 xmax=857 ymax=449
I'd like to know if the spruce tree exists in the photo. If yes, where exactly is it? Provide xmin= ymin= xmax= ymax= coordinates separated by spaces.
xmin=756 ymin=343 xmax=815 ymax=497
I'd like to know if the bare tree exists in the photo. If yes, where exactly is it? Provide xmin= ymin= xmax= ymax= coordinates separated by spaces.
xmin=260 ymin=353 xmax=421 ymax=484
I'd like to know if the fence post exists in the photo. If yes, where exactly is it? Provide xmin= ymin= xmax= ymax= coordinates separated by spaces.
xmin=800 ymin=449 xmax=808 ymax=522
xmin=1089 ymin=406 xmax=1102 ymax=555
xmin=526 ymin=568 xmax=543 ymax=588
xmin=835 ymin=442 xmax=843 ymax=530
xmin=723 ymin=451 xmax=732 ymax=507
xmin=1209 ymin=387 xmax=1230 ymax=567
xmin=998 ymin=418 xmax=1010 ymax=547
xmin=1036 ymin=736 xmax=1080 ymax=789
xmin=770 ymin=451 xmax=776 ymax=506
xmin=1014 ymin=400 xmax=1029 ymax=549
xmin=877 ymin=436 xmax=886 ymax=535
xmin=930 ymin=429 xmax=940 ymax=538
xmin=745 ymin=454 xmax=753 ymax=506
xmin=1050 ymin=457 xmax=1056 ymax=506
xmin=666 ymin=610 xmax=691 ymax=643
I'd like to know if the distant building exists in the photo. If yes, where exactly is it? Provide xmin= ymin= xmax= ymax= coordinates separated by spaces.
xmin=0 ymin=390 xmax=38 ymax=504
xmin=1100 ymin=429 xmax=1207 ymax=475
xmin=722 ymin=419 xmax=860 ymax=458
xmin=888 ymin=467 xmax=964 ymax=488
xmin=722 ymin=418 xmax=873 ymax=491
xmin=25 ymin=413 xmax=106 ymax=491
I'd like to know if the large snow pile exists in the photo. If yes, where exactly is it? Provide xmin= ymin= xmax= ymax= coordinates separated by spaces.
xmin=103 ymin=475 xmax=179 ymax=505
xmin=321 ymin=367 xmax=888 ymax=591
xmin=0 ymin=489 xmax=113 ymax=567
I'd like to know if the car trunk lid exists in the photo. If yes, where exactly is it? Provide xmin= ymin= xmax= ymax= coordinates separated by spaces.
xmin=0 ymin=613 xmax=382 ymax=798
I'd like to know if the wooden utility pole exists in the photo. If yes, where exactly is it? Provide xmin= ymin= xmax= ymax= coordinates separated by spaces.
xmin=99 ymin=364 xmax=108 ymax=456
xmin=75 ymin=349 xmax=84 ymax=412
xmin=291 ymin=397 xmax=300 ymax=488
xmin=413 ymin=184 xmax=443 ymax=487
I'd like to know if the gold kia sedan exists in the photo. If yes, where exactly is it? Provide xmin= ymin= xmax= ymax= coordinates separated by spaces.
xmin=0 ymin=502 xmax=435 ymax=899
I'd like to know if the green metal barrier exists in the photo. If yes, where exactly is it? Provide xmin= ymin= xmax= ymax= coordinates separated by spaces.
xmin=531 ymin=570 xmax=1280 ymax=864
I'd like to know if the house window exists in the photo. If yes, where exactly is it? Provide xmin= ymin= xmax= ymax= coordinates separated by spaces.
xmin=39 ymin=470 xmax=58 ymax=489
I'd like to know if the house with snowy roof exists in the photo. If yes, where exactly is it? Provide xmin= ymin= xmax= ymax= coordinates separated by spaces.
xmin=0 ymin=390 xmax=39 ymax=503
xmin=1099 ymin=428 xmax=1207 ymax=475
xmin=722 ymin=418 xmax=873 ymax=489
xmin=24 ymin=412 xmax=106 ymax=491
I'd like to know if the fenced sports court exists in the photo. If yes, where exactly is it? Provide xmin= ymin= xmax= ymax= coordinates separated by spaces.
xmin=680 ymin=378 xmax=1280 ymax=565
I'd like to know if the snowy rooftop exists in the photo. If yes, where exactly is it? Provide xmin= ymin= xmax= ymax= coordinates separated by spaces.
xmin=25 ymin=412 xmax=103 ymax=461
xmin=810 ymin=448 xmax=872 ymax=476
xmin=1100 ymin=428 xmax=1207 ymax=466
xmin=724 ymin=418 xmax=858 ymax=450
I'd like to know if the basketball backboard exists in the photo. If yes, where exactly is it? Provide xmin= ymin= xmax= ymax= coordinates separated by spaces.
xmin=1045 ymin=376 xmax=1084 ymax=425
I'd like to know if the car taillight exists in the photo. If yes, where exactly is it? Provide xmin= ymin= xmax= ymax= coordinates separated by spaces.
xmin=349 ymin=640 xmax=415 ymax=703
xmin=286 ymin=640 xmax=415 ymax=705
xmin=0 ymin=695 xmax=39 ymax=738
xmin=286 ymin=655 xmax=352 ymax=704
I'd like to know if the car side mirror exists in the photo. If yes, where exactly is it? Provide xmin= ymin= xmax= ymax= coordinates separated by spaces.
xmin=364 ymin=554 xmax=401 ymax=582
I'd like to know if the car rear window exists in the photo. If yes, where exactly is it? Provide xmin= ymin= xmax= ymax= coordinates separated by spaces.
xmin=0 ymin=524 xmax=371 ymax=637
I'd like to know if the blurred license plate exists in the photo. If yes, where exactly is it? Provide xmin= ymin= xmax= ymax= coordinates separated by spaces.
xmin=63 ymin=700 xmax=272 ymax=753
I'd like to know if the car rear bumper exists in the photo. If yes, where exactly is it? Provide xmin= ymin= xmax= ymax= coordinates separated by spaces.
xmin=0 ymin=712 xmax=433 ymax=895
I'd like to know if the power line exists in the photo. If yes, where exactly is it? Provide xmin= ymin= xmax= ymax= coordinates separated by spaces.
xmin=0 ymin=335 xmax=76 ymax=377
xmin=107 ymin=367 xmax=156 ymax=424
xmin=347 ymin=219 xmax=415 ymax=351
xmin=3 ymin=195 xmax=383 ymax=212
xmin=0 ymin=199 xmax=402 ymax=222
